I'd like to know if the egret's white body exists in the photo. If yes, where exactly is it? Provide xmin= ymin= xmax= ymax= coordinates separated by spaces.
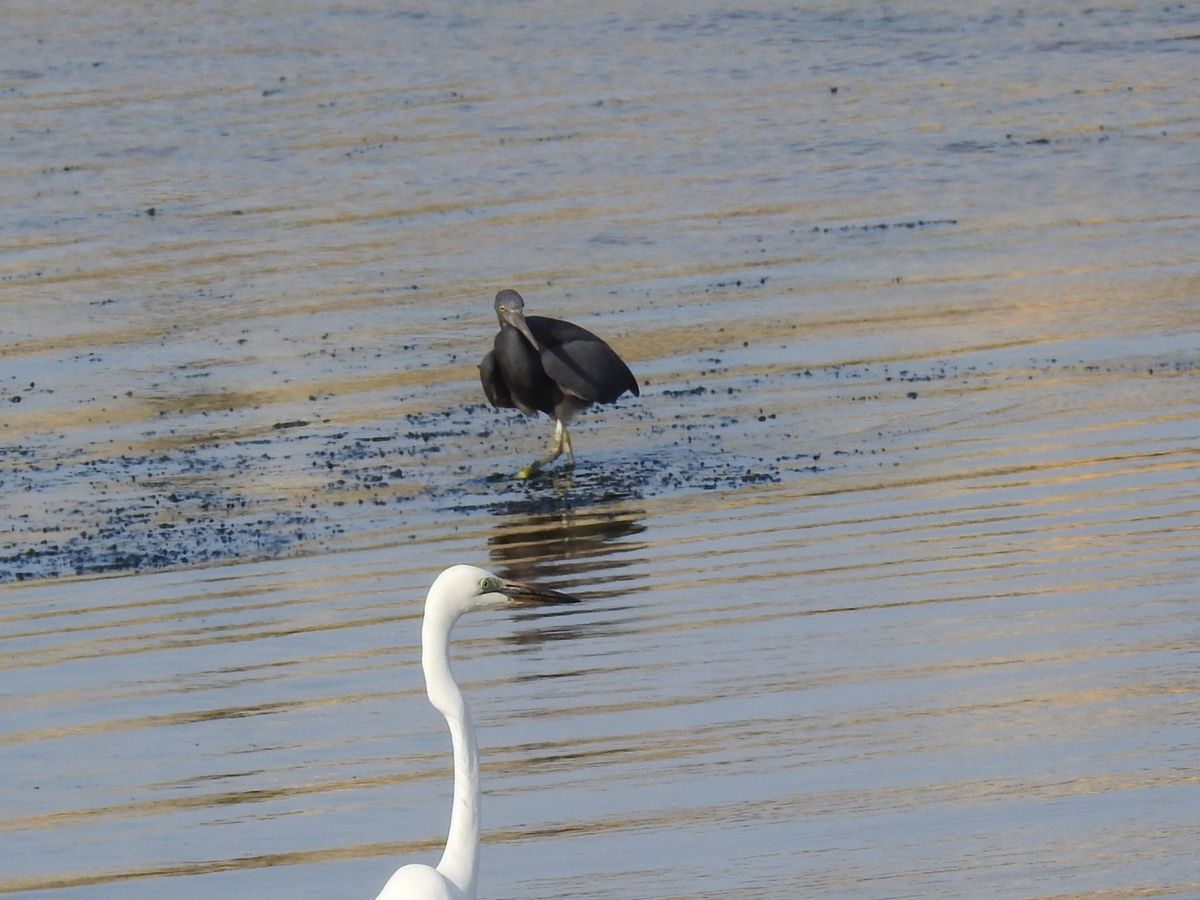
xmin=376 ymin=862 xmax=464 ymax=900
xmin=373 ymin=565 xmax=577 ymax=900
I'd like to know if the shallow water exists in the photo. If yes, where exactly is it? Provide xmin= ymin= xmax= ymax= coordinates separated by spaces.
xmin=2 ymin=2 xmax=1199 ymax=898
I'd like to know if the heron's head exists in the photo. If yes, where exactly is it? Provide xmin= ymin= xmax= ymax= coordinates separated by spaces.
xmin=432 ymin=564 xmax=579 ymax=615
xmin=494 ymin=289 xmax=540 ymax=351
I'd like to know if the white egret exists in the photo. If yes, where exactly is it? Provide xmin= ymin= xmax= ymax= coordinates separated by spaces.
xmin=373 ymin=564 xmax=579 ymax=900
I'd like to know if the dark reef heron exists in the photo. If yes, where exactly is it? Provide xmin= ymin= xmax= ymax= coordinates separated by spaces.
xmin=479 ymin=289 xmax=639 ymax=478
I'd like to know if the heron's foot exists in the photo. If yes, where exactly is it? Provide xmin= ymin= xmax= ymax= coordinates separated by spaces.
xmin=515 ymin=461 xmax=542 ymax=480
xmin=515 ymin=422 xmax=574 ymax=479
xmin=516 ymin=447 xmax=565 ymax=480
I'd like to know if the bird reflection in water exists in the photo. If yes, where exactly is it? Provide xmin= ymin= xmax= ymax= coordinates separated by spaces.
xmin=488 ymin=502 xmax=645 ymax=595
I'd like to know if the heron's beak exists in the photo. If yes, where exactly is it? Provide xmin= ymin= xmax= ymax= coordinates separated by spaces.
xmin=499 ymin=579 xmax=579 ymax=607
xmin=503 ymin=308 xmax=541 ymax=352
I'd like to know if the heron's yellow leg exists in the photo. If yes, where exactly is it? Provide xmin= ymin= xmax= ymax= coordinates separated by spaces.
xmin=515 ymin=421 xmax=571 ymax=479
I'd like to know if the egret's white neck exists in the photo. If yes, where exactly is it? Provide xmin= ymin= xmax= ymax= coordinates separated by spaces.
xmin=422 ymin=602 xmax=480 ymax=898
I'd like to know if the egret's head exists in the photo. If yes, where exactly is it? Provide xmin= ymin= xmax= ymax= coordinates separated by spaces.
xmin=493 ymin=289 xmax=540 ymax=351
xmin=431 ymin=564 xmax=579 ymax=616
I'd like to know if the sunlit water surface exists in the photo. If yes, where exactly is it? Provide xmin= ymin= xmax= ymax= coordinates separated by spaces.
xmin=2 ymin=2 xmax=1198 ymax=898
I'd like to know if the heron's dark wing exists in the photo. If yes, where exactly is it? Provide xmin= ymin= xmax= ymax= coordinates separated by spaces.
xmin=528 ymin=316 xmax=639 ymax=404
xmin=480 ymin=349 xmax=515 ymax=409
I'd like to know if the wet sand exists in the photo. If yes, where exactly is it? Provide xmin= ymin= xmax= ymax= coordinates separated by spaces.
xmin=2 ymin=2 xmax=1199 ymax=898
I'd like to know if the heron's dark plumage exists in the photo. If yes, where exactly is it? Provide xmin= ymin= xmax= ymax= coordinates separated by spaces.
xmin=480 ymin=294 xmax=638 ymax=424
xmin=478 ymin=349 xmax=512 ymax=410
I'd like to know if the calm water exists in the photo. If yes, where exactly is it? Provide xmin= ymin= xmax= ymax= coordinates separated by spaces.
xmin=2 ymin=2 xmax=1199 ymax=898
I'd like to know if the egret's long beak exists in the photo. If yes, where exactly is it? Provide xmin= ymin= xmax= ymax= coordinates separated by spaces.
xmin=499 ymin=579 xmax=579 ymax=607
xmin=502 ymin=307 xmax=541 ymax=352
